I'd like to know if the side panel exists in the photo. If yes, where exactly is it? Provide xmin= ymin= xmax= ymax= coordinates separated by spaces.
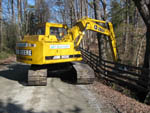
xmin=16 ymin=41 xmax=44 ymax=65
xmin=16 ymin=41 xmax=82 ymax=65
xmin=43 ymin=42 xmax=82 ymax=64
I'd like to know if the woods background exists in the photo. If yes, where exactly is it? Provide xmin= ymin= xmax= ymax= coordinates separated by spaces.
xmin=0 ymin=0 xmax=148 ymax=68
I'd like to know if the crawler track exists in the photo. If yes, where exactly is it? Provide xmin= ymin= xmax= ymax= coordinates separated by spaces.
xmin=73 ymin=62 xmax=95 ymax=84
xmin=27 ymin=62 xmax=95 ymax=86
xmin=28 ymin=65 xmax=47 ymax=86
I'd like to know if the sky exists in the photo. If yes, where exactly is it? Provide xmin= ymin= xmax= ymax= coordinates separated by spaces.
xmin=28 ymin=0 xmax=35 ymax=6
xmin=1 ymin=0 xmax=113 ymax=22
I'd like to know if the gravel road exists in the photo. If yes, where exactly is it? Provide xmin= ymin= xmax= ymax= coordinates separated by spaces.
xmin=0 ymin=61 xmax=104 ymax=113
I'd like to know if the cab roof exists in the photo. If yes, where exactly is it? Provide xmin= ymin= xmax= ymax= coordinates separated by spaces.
xmin=36 ymin=22 xmax=68 ymax=28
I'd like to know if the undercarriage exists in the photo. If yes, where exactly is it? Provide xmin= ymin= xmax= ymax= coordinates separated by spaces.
xmin=27 ymin=62 xmax=95 ymax=86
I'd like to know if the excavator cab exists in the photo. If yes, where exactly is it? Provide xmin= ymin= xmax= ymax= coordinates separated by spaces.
xmin=50 ymin=27 xmax=67 ymax=40
xmin=33 ymin=22 xmax=67 ymax=41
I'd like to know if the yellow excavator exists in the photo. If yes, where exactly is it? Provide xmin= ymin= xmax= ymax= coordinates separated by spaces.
xmin=16 ymin=17 xmax=118 ymax=86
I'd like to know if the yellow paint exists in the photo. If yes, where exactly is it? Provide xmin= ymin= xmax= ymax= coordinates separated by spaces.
xmin=16 ymin=17 xmax=118 ymax=65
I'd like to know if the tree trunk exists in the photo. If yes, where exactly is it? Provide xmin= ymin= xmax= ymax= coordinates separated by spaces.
xmin=11 ymin=0 xmax=15 ymax=23
xmin=17 ymin=0 xmax=22 ymax=40
xmin=132 ymin=0 xmax=150 ymax=77
xmin=23 ymin=0 xmax=27 ymax=34
xmin=93 ymin=0 xmax=102 ymax=60
xmin=100 ymin=0 xmax=107 ymax=20
xmin=85 ymin=0 xmax=88 ymax=17
xmin=80 ymin=0 xmax=87 ymax=49
xmin=68 ymin=0 xmax=76 ymax=26
xmin=94 ymin=0 xmax=108 ymax=61
xmin=100 ymin=0 xmax=108 ymax=60
xmin=124 ymin=0 xmax=130 ymax=58
xmin=93 ymin=0 xmax=101 ymax=20
xmin=135 ymin=37 xmax=144 ymax=67
xmin=0 ymin=0 xmax=2 ymax=52
xmin=132 ymin=0 xmax=150 ymax=104
xmin=143 ymin=27 xmax=150 ymax=72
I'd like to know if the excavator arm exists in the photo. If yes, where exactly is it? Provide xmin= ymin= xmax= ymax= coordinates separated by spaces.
xmin=63 ymin=17 xmax=118 ymax=62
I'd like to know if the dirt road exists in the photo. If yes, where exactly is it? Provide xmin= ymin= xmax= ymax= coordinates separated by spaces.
xmin=0 ymin=61 xmax=104 ymax=113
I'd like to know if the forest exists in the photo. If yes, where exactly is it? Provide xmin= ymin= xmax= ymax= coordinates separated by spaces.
xmin=0 ymin=0 xmax=150 ymax=103
xmin=0 ymin=0 xmax=149 ymax=66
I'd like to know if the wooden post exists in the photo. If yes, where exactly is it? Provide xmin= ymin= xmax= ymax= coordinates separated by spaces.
xmin=97 ymin=34 xmax=102 ymax=64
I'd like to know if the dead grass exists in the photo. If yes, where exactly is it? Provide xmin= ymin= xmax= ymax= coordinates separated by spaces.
xmin=92 ymin=81 xmax=150 ymax=113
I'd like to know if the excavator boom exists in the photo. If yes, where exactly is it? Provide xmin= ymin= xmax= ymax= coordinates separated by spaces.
xmin=62 ymin=17 xmax=118 ymax=61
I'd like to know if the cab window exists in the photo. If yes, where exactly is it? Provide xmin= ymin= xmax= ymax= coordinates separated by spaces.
xmin=50 ymin=27 xmax=66 ymax=39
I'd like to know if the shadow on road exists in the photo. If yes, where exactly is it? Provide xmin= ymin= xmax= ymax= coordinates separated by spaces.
xmin=48 ymin=63 xmax=78 ymax=84
xmin=0 ymin=98 xmax=82 ymax=113
xmin=0 ymin=63 xmax=78 ymax=85
xmin=0 ymin=63 xmax=30 ymax=85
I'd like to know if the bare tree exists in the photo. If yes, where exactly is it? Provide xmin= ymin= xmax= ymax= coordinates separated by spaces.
xmin=93 ymin=0 xmax=108 ymax=61
xmin=11 ymin=0 xmax=15 ymax=23
xmin=100 ymin=0 xmax=107 ymax=20
xmin=17 ymin=0 xmax=22 ymax=39
xmin=132 ymin=0 xmax=150 ymax=68
xmin=0 ymin=0 xmax=2 ymax=51
xmin=35 ymin=0 xmax=50 ymax=23
xmin=124 ymin=0 xmax=130 ymax=59
xmin=132 ymin=0 xmax=150 ymax=104
xmin=93 ymin=0 xmax=102 ymax=20
xmin=93 ymin=0 xmax=103 ymax=60
xmin=68 ymin=0 xmax=76 ymax=26
xmin=23 ymin=0 xmax=28 ymax=34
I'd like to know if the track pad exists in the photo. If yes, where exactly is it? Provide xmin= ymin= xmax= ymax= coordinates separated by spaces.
xmin=72 ymin=62 xmax=95 ymax=84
